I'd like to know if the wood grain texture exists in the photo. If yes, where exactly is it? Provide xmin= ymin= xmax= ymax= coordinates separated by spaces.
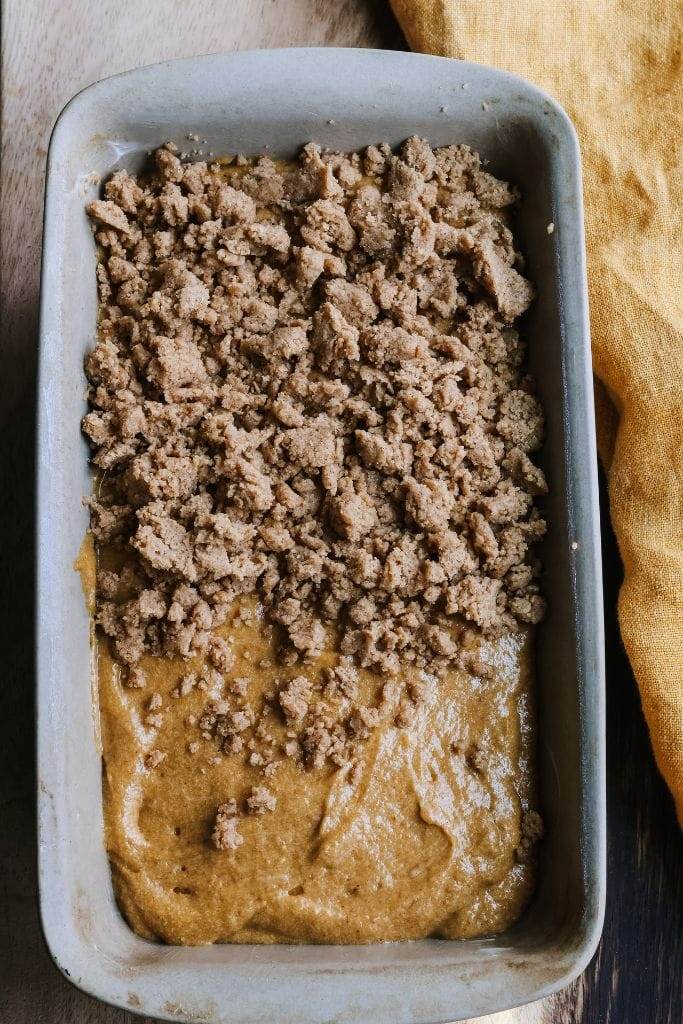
xmin=1 ymin=2 xmax=680 ymax=1022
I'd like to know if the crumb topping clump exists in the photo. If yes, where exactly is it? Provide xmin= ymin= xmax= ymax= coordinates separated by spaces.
xmin=211 ymin=799 xmax=243 ymax=851
xmin=83 ymin=137 xmax=546 ymax=676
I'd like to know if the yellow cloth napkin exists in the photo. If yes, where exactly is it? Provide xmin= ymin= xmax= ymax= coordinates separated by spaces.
xmin=390 ymin=0 xmax=683 ymax=823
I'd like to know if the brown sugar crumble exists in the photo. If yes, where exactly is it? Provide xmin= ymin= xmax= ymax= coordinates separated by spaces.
xmin=245 ymin=785 xmax=277 ymax=815
xmin=211 ymin=799 xmax=243 ymax=851
xmin=83 ymin=136 xmax=546 ymax=684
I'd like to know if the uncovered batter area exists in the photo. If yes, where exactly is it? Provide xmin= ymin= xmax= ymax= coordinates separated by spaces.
xmin=81 ymin=137 xmax=545 ymax=944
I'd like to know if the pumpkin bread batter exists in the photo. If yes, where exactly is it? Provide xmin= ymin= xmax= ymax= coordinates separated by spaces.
xmin=97 ymin=593 xmax=539 ymax=944
xmin=82 ymin=137 xmax=545 ymax=944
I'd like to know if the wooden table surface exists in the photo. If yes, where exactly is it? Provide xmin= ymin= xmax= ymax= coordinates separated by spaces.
xmin=2 ymin=2 xmax=681 ymax=1022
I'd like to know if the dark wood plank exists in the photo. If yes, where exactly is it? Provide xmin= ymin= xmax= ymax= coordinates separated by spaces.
xmin=573 ymin=474 xmax=683 ymax=1024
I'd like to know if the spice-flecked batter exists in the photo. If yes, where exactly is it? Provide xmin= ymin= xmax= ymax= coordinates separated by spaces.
xmin=81 ymin=540 xmax=539 ymax=945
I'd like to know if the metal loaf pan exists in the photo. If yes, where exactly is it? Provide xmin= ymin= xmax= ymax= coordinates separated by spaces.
xmin=37 ymin=48 xmax=605 ymax=1024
